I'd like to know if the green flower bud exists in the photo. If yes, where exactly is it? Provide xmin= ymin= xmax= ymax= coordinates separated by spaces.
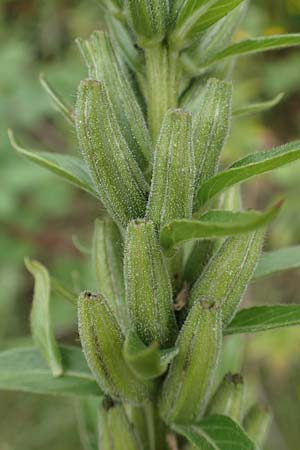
xmin=124 ymin=220 xmax=178 ymax=348
xmin=99 ymin=401 xmax=142 ymax=450
xmin=75 ymin=79 xmax=149 ymax=229
xmin=188 ymin=230 xmax=264 ymax=326
xmin=159 ymin=299 xmax=222 ymax=424
xmin=76 ymin=31 xmax=152 ymax=171
xmin=206 ymin=373 xmax=244 ymax=422
xmin=243 ymin=403 xmax=272 ymax=447
xmin=92 ymin=218 xmax=129 ymax=331
xmin=146 ymin=109 xmax=194 ymax=228
xmin=78 ymin=292 xmax=154 ymax=404
xmin=125 ymin=0 xmax=169 ymax=48
xmin=193 ymin=78 xmax=232 ymax=193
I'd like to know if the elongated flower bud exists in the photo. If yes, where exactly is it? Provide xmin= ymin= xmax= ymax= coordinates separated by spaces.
xmin=75 ymin=79 xmax=148 ymax=229
xmin=76 ymin=31 xmax=152 ymax=171
xmin=125 ymin=0 xmax=169 ymax=48
xmin=124 ymin=220 xmax=178 ymax=348
xmin=243 ymin=404 xmax=272 ymax=447
xmin=159 ymin=299 xmax=222 ymax=424
xmin=188 ymin=230 xmax=264 ymax=326
xmin=206 ymin=373 xmax=244 ymax=422
xmin=92 ymin=219 xmax=128 ymax=331
xmin=99 ymin=401 xmax=142 ymax=450
xmin=193 ymin=78 xmax=232 ymax=193
xmin=146 ymin=109 xmax=194 ymax=228
xmin=78 ymin=292 xmax=154 ymax=404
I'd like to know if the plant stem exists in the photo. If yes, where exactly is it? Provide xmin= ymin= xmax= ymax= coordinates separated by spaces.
xmin=145 ymin=44 xmax=179 ymax=142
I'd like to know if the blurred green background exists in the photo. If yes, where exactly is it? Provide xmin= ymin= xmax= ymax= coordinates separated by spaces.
xmin=0 ymin=1 xmax=299 ymax=449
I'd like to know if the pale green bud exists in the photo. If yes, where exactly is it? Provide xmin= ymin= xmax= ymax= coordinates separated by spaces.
xmin=78 ymin=292 xmax=154 ymax=404
xmin=75 ymin=79 xmax=148 ymax=229
xmin=124 ymin=220 xmax=178 ymax=348
xmin=159 ymin=299 xmax=222 ymax=424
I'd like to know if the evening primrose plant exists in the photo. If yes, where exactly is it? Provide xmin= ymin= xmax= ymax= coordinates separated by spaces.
xmin=3 ymin=1 xmax=300 ymax=449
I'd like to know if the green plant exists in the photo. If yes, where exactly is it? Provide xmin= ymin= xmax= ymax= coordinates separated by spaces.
xmin=2 ymin=1 xmax=300 ymax=449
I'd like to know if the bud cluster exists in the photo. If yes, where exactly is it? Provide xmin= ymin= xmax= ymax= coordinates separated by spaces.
xmin=73 ymin=2 xmax=277 ymax=447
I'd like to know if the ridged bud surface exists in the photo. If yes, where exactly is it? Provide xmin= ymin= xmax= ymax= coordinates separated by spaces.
xmin=99 ymin=402 xmax=142 ymax=450
xmin=77 ymin=31 xmax=152 ymax=171
xmin=147 ymin=109 xmax=194 ymax=228
xmin=75 ymin=79 xmax=148 ymax=228
xmin=193 ymin=78 xmax=232 ymax=193
xmin=243 ymin=404 xmax=272 ymax=447
xmin=78 ymin=292 xmax=154 ymax=404
xmin=159 ymin=299 xmax=222 ymax=424
xmin=206 ymin=373 xmax=244 ymax=422
xmin=189 ymin=230 xmax=264 ymax=326
xmin=92 ymin=219 xmax=128 ymax=331
xmin=124 ymin=220 xmax=178 ymax=348
xmin=125 ymin=0 xmax=169 ymax=47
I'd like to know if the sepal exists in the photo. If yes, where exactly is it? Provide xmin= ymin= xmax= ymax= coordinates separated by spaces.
xmin=125 ymin=0 xmax=169 ymax=47
xmin=146 ymin=108 xmax=194 ymax=228
xmin=75 ymin=79 xmax=148 ymax=228
xmin=124 ymin=220 xmax=178 ymax=347
xmin=78 ymin=291 xmax=154 ymax=404
xmin=159 ymin=299 xmax=222 ymax=424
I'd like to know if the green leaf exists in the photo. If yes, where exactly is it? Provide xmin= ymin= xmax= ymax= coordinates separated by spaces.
xmin=160 ymin=202 xmax=282 ymax=253
xmin=195 ymin=141 xmax=300 ymax=209
xmin=171 ymin=0 xmax=245 ymax=48
xmin=199 ymin=34 xmax=300 ymax=69
xmin=25 ymin=258 xmax=63 ymax=377
xmin=8 ymin=130 xmax=97 ymax=197
xmin=175 ymin=414 xmax=256 ymax=450
xmin=225 ymin=305 xmax=300 ymax=335
xmin=0 ymin=346 xmax=102 ymax=397
xmin=253 ymin=246 xmax=300 ymax=280
xmin=233 ymin=93 xmax=284 ymax=117
xmin=39 ymin=73 xmax=74 ymax=125
xmin=123 ymin=330 xmax=178 ymax=380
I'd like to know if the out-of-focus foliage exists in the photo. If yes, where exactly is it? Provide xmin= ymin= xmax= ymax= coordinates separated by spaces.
xmin=0 ymin=1 xmax=299 ymax=449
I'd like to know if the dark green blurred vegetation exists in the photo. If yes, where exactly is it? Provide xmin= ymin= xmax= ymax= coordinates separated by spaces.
xmin=0 ymin=1 xmax=299 ymax=449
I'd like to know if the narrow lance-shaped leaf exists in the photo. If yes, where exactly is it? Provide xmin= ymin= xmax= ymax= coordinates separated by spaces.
xmin=186 ymin=1 xmax=249 ymax=67
xmin=175 ymin=414 xmax=256 ymax=450
xmin=233 ymin=92 xmax=284 ymax=117
xmin=76 ymin=31 xmax=151 ymax=170
xmin=78 ymin=291 xmax=154 ymax=404
xmin=188 ymin=230 xmax=264 ymax=326
xmin=75 ymin=79 xmax=149 ymax=229
xmin=192 ymin=78 xmax=232 ymax=193
xmin=99 ymin=402 xmax=142 ymax=450
xmin=195 ymin=141 xmax=300 ymax=210
xmin=159 ymin=299 xmax=222 ymax=424
xmin=253 ymin=246 xmax=300 ymax=280
xmin=225 ymin=305 xmax=300 ymax=335
xmin=0 ymin=346 xmax=102 ymax=397
xmin=160 ymin=201 xmax=281 ymax=254
xmin=146 ymin=108 xmax=194 ymax=228
xmin=125 ymin=0 xmax=169 ymax=47
xmin=25 ymin=258 xmax=63 ymax=377
xmin=39 ymin=73 xmax=74 ymax=125
xmin=170 ymin=0 xmax=245 ymax=49
xmin=123 ymin=330 xmax=178 ymax=380
xmin=92 ymin=219 xmax=128 ymax=331
xmin=8 ymin=130 xmax=97 ymax=197
xmin=198 ymin=33 xmax=300 ymax=69
xmin=124 ymin=220 xmax=178 ymax=347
